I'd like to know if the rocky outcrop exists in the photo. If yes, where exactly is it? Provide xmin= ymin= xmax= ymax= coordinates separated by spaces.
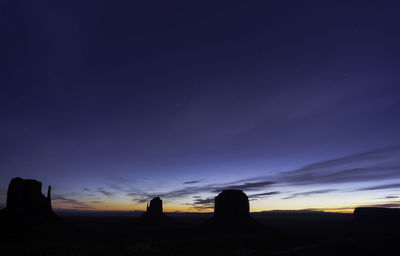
xmin=206 ymin=190 xmax=260 ymax=230
xmin=352 ymin=207 xmax=400 ymax=234
xmin=0 ymin=177 xmax=57 ymax=225
xmin=139 ymin=197 xmax=173 ymax=226
xmin=214 ymin=190 xmax=250 ymax=220
xmin=354 ymin=207 xmax=400 ymax=221
xmin=146 ymin=197 xmax=163 ymax=216
xmin=6 ymin=177 xmax=52 ymax=214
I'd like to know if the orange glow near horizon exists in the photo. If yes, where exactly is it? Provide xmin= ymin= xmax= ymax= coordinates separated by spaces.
xmin=52 ymin=201 xmax=359 ymax=214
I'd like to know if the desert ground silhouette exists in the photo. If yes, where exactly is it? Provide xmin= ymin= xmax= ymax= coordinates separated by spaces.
xmin=1 ymin=177 xmax=399 ymax=256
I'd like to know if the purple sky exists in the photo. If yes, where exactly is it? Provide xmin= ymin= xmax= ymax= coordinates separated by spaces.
xmin=1 ymin=0 xmax=400 ymax=212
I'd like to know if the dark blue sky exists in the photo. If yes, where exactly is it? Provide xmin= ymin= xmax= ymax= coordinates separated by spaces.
xmin=1 ymin=0 xmax=400 ymax=211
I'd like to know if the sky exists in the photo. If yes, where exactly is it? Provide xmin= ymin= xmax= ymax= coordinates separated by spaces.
xmin=1 ymin=0 xmax=400 ymax=213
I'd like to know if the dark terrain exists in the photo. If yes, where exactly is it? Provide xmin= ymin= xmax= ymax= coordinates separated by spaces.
xmin=1 ymin=178 xmax=399 ymax=255
xmin=1 ymin=210 xmax=399 ymax=256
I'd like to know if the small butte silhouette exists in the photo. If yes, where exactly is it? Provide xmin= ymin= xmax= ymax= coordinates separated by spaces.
xmin=138 ymin=196 xmax=174 ymax=226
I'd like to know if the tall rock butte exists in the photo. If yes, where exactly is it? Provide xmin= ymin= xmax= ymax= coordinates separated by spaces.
xmin=1 ymin=177 xmax=57 ymax=224
xmin=139 ymin=197 xmax=173 ymax=226
xmin=146 ymin=197 xmax=163 ymax=216
xmin=6 ymin=177 xmax=52 ymax=214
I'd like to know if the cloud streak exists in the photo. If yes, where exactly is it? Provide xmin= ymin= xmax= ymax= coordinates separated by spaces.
xmin=53 ymin=195 xmax=93 ymax=209
xmin=189 ymin=197 xmax=214 ymax=210
xmin=213 ymin=181 xmax=275 ymax=192
xmin=248 ymin=191 xmax=280 ymax=199
xmin=282 ymin=189 xmax=337 ymax=199
xmin=183 ymin=180 xmax=201 ymax=185
xmin=127 ymin=146 xmax=400 ymax=207
xmin=97 ymin=188 xmax=115 ymax=197
xmin=278 ymin=147 xmax=400 ymax=186
xmin=357 ymin=183 xmax=400 ymax=191
xmin=129 ymin=180 xmax=276 ymax=203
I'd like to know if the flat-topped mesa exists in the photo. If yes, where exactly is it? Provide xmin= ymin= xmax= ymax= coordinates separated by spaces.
xmin=354 ymin=207 xmax=400 ymax=221
xmin=5 ymin=177 xmax=53 ymax=215
xmin=204 ymin=189 xmax=259 ymax=230
xmin=146 ymin=197 xmax=163 ymax=216
xmin=214 ymin=189 xmax=250 ymax=220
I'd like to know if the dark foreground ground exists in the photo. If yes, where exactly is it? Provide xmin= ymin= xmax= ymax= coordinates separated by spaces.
xmin=0 ymin=211 xmax=399 ymax=255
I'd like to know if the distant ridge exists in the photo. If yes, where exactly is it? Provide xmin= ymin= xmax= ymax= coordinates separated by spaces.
xmin=255 ymin=210 xmax=348 ymax=214
xmin=354 ymin=207 xmax=400 ymax=220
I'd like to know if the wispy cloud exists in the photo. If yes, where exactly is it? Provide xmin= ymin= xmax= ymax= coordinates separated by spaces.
xmin=53 ymin=195 xmax=93 ymax=209
xmin=70 ymin=206 xmax=94 ymax=209
xmin=183 ymin=180 xmax=201 ymax=185
xmin=385 ymin=196 xmax=399 ymax=199
xmin=108 ymin=177 xmax=132 ymax=183
xmin=279 ymin=147 xmax=400 ymax=186
xmin=248 ymin=191 xmax=280 ymax=199
xmin=129 ymin=180 xmax=276 ymax=204
xmin=357 ymin=183 xmax=400 ymax=191
xmin=214 ymin=181 xmax=275 ymax=192
xmin=363 ymin=202 xmax=400 ymax=208
xmin=97 ymin=188 xmax=115 ymax=197
xmin=285 ymin=147 xmax=400 ymax=175
xmin=128 ymin=147 xmax=400 ymax=207
xmin=188 ymin=197 xmax=214 ymax=210
xmin=282 ymin=189 xmax=336 ymax=199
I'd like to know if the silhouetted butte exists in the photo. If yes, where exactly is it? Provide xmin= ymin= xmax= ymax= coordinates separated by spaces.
xmin=354 ymin=207 xmax=400 ymax=223
xmin=206 ymin=190 xmax=260 ymax=230
xmin=0 ymin=177 xmax=58 ymax=225
xmin=139 ymin=197 xmax=173 ymax=226
xmin=146 ymin=197 xmax=163 ymax=216
xmin=352 ymin=207 xmax=400 ymax=235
